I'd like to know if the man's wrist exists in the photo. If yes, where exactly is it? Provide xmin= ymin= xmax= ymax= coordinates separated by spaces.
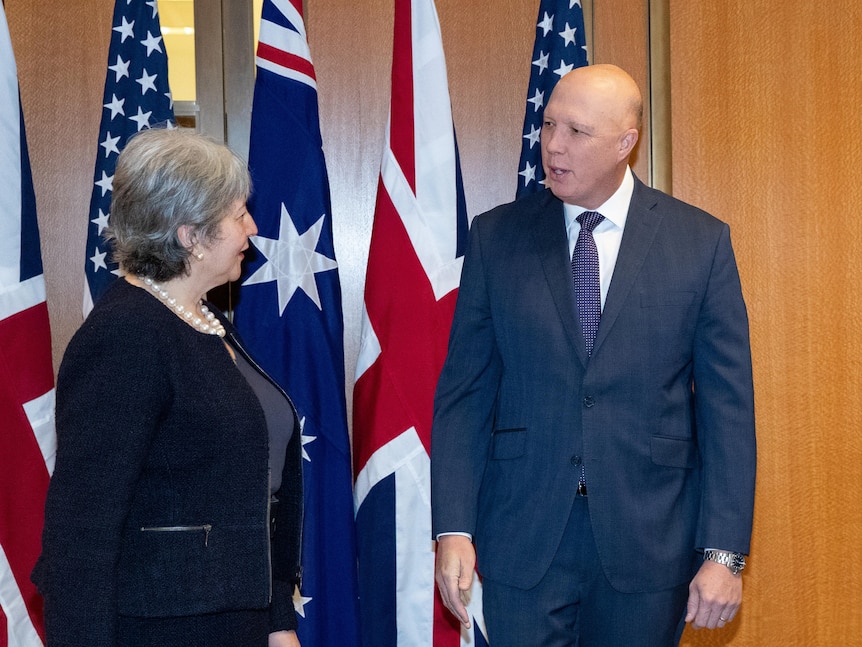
xmin=703 ymin=548 xmax=746 ymax=575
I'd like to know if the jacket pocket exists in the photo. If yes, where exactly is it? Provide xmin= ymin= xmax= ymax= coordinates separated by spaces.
xmin=117 ymin=522 xmax=270 ymax=618
xmin=140 ymin=524 xmax=213 ymax=546
xmin=491 ymin=427 xmax=526 ymax=460
xmin=640 ymin=291 xmax=697 ymax=308
xmin=650 ymin=435 xmax=698 ymax=469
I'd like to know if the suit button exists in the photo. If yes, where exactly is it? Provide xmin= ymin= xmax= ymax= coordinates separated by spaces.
xmin=583 ymin=396 xmax=595 ymax=407
xmin=570 ymin=455 xmax=582 ymax=466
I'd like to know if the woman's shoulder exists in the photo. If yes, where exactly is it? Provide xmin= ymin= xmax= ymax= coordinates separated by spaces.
xmin=65 ymin=280 xmax=182 ymax=360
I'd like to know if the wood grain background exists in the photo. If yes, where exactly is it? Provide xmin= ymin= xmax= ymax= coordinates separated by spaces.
xmin=7 ymin=0 xmax=861 ymax=643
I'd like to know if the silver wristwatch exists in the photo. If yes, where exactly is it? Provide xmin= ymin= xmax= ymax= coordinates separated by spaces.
xmin=703 ymin=549 xmax=746 ymax=575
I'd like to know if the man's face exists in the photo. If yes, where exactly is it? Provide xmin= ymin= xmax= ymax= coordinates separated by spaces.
xmin=540 ymin=78 xmax=629 ymax=209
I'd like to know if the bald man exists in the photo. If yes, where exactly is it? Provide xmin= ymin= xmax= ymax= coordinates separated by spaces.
xmin=431 ymin=64 xmax=756 ymax=646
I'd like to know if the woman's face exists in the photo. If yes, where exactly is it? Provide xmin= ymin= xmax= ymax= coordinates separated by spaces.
xmin=199 ymin=199 xmax=257 ymax=287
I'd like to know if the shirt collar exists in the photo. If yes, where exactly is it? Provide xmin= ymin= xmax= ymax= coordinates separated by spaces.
xmin=564 ymin=166 xmax=634 ymax=231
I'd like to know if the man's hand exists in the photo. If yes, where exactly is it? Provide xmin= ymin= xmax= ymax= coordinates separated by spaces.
xmin=435 ymin=535 xmax=476 ymax=629
xmin=685 ymin=559 xmax=743 ymax=629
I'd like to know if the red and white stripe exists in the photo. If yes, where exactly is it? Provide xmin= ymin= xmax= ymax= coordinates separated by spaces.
xmin=255 ymin=0 xmax=316 ymax=88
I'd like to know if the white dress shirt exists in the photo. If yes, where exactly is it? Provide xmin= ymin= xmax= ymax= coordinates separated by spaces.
xmin=564 ymin=166 xmax=635 ymax=310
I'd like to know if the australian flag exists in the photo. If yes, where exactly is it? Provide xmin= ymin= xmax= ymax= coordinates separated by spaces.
xmin=83 ymin=0 xmax=174 ymax=315
xmin=232 ymin=1 xmax=361 ymax=644
xmin=516 ymin=0 xmax=588 ymax=198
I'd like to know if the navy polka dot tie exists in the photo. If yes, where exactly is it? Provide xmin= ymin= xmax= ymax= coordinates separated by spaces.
xmin=573 ymin=211 xmax=605 ymax=356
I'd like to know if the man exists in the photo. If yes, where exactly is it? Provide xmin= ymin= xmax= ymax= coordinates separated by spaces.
xmin=431 ymin=64 xmax=755 ymax=646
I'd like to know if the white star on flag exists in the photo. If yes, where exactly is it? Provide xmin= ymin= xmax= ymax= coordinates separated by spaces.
xmin=137 ymin=68 xmax=158 ymax=94
xmin=108 ymin=55 xmax=130 ymax=81
xmin=296 ymin=415 xmax=316 ymax=462
xmin=140 ymin=31 xmax=163 ymax=56
xmin=129 ymin=106 xmax=152 ymax=130
xmin=527 ymin=88 xmax=544 ymax=112
xmin=95 ymin=171 xmax=113 ymax=196
xmin=293 ymin=586 xmax=313 ymax=618
xmin=523 ymin=124 xmax=541 ymax=149
xmin=532 ymin=50 xmax=550 ymax=75
xmin=559 ymin=22 xmax=578 ymax=47
xmin=104 ymin=94 xmax=125 ymax=119
xmin=554 ymin=61 xmax=575 ymax=77
xmin=100 ymin=132 xmax=120 ymax=157
xmin=91 ymin=209 xmax=110 ymax=234
xmin=242 ymin=204 xmax=338 ymax=316
xmin=113 ymin=16 xmax=135 ymax=42
xmin=538 ymin=11 xmax=554 ymax=36
xmin=90 ymin=247 xmax=108 ymax=272
xmin=519 ymin=161 xmax=536 ymax=186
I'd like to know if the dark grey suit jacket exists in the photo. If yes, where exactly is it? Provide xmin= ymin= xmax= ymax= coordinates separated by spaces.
xmin=431 ymin=178 xmax=756 ymax=593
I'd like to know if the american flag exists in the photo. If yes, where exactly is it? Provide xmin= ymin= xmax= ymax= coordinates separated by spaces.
xmin=83 ymin=0 xmax=174 ymax=315
xmin=516 ymin=0 xmax=588 ymax=198
xmin=232 ymin=0 xmax=360 ymax=644
xmin=351 ymin=0 xmax=483 ymax=645
xmin=0 ymin=5 xmax=55 ymax=646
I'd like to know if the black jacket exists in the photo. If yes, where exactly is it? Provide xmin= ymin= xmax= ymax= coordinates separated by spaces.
xmin=32 ymin=279 xmax=302 ymax=645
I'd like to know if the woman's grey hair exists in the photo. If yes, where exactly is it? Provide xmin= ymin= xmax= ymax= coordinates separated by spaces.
xmin=105 ymin=127 xmax=251 ymax=281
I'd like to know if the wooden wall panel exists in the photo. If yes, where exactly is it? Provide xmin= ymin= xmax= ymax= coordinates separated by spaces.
xmin=591 ymin=0 xmax=650 ymax=181
xmin=10 ymin=0 xmax=861 ymax=643
xmin=670 ymin=2 xmax=862 ymax=644
xmin=7 ymin=0 xmax=112 ymax=371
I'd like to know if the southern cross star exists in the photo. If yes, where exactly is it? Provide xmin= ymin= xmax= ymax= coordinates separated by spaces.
xmin=242 ymin=203 xmax=338 ymax=316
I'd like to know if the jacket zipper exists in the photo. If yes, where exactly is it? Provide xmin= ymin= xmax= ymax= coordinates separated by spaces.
xmin=140 ymin=524 xmax=212 ymax=547
xmin=227 ymin=330 xmax=304 ymax=600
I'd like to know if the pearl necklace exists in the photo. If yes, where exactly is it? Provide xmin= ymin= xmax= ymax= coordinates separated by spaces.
xmin=140 ymin=277 xmax=226 ymax=337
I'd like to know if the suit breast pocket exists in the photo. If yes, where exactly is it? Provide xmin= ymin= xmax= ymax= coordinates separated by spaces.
xmin=491 ymin=428 xmax=526 ymax=460
xmin=650 ymin=435 xmax=698 ymax=469
xmin=639 ymin=291 xmax=697 ymax=308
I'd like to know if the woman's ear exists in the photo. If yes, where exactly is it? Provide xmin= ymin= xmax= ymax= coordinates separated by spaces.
xmin=177 ymin=224 xmax=196 ymax=251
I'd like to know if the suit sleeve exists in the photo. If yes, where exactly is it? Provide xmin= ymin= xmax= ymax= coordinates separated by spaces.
xmin=33 ymin=318 xmax=169 ymax=646
xmin=431 ymin=216 xmax=503 ymax=538
xmin=692 ymin=223 xmax=756 ymax=553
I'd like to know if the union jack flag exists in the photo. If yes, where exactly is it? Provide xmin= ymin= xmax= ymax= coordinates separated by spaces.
xmin=83 ymin=0 xmax=174 ymax=315
xmin=351 ymin=0 xmax=484 ymax=645
xmin=517 ymin=0 xmax=588 ymax=198
xmin=232 ymin=0 xmax=360 ymax=644
xmin=0 ymin=5 xmax=55 ymax=646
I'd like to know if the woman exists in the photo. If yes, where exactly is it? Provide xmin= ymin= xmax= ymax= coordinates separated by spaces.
xmin=32 ymin=128 xmax=303 ymax=647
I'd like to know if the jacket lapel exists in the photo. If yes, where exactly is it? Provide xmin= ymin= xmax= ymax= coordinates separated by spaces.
xmin=591 ymin=178 xmax=662 ymax=356
xmin=531 ymin=192 xmax=591 ymax=368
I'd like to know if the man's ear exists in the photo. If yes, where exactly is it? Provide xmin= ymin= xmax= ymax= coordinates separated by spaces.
xmin=618 ymin=128 xmax=639 ymax=160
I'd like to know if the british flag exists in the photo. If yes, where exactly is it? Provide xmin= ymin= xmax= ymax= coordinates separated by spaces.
xmin=516 ymin=0 xmax=588 ymax=198
xmin=0 ymin=5 xmax=55 ymax=646
xmin=83 ymin=0 xmax=174 ymax=315
xmin=351 ymin=0 xmax=485 ymax=645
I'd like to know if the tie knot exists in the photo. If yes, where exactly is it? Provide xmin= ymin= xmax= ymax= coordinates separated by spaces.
xmin=577 ymin=211 xmax=605 ymax=233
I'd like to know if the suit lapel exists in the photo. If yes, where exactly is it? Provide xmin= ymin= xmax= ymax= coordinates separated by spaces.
xmin=531 ymin=192 xmax=591 ymax=368
xmin=592 ymin=179 xmax=662 ymax=356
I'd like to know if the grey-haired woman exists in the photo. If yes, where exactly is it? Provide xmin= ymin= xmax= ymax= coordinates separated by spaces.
xmin=33 ymin=128 xmax=303 ymax=647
